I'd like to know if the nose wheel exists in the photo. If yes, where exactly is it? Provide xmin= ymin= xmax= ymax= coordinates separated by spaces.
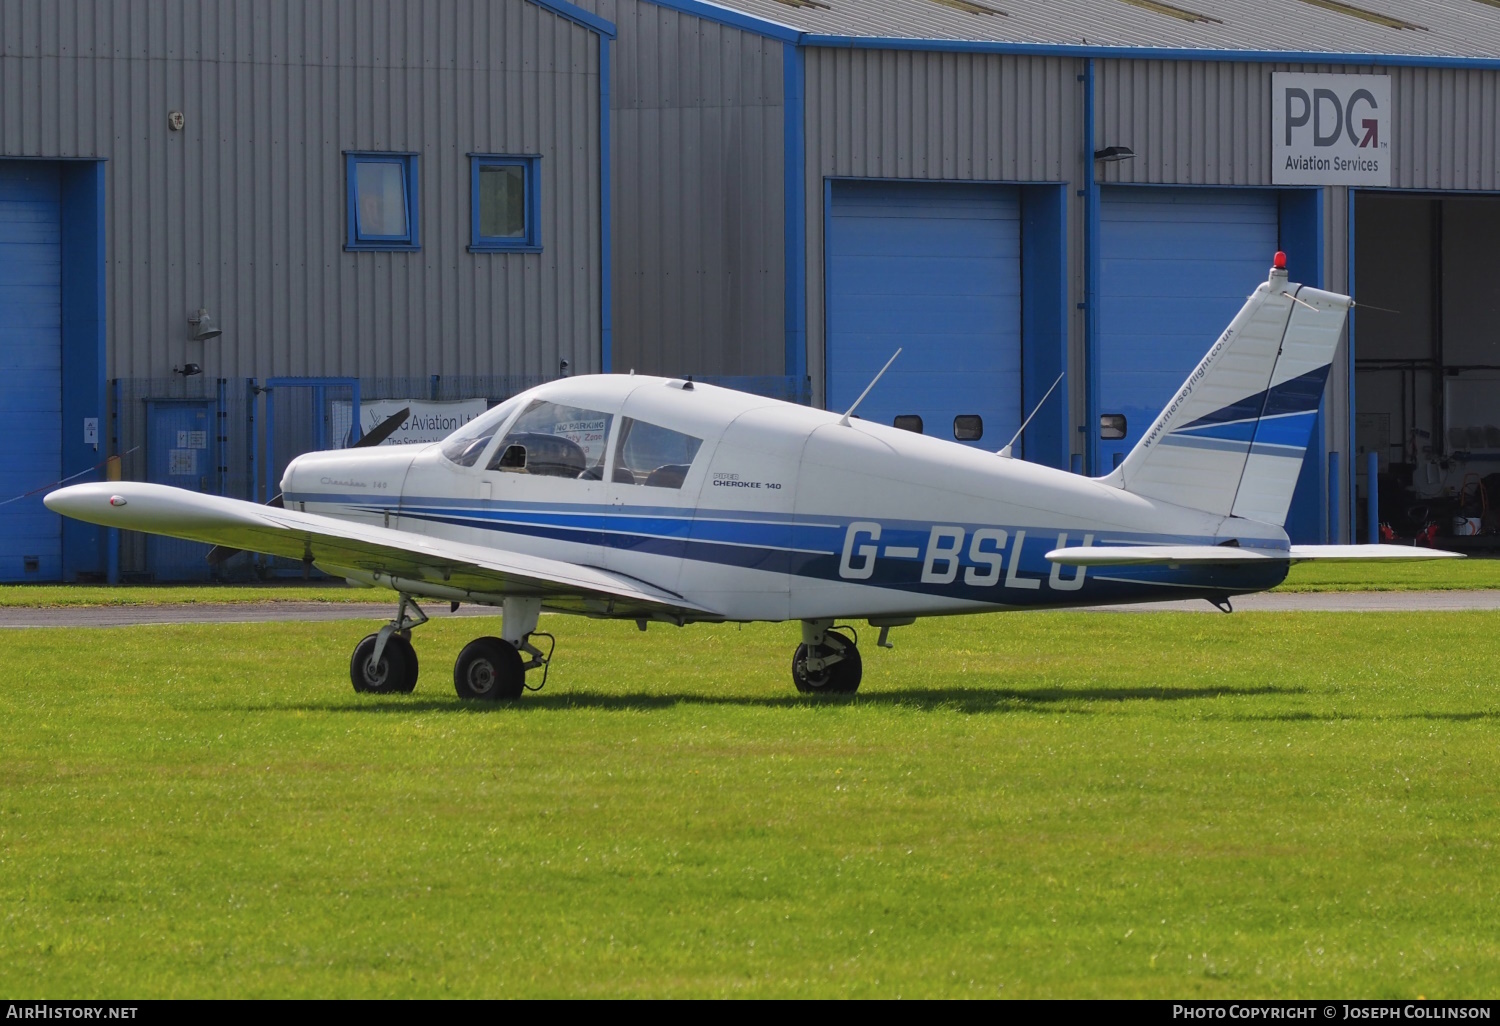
xmin=792 ymin=622 xmax=862 ymax=694
xmin=350 ymin=594 xmax=426 ymax=694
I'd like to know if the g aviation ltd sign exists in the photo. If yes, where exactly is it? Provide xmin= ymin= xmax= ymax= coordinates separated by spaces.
xmin=1272 ymin=72 xmax=1391 ymax=186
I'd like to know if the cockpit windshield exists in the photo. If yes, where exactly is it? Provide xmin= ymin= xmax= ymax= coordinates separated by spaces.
xmin=488 ymin=400 xmax=615 ymax=478
xmin=439 ymin=395 xmax=524 ymax=467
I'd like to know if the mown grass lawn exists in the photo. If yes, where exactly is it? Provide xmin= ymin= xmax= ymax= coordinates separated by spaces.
xmin=1277 ymin=558 xmax=1500 ymax=592
xmin=2 ymin=611 xmax=1497 ymax=998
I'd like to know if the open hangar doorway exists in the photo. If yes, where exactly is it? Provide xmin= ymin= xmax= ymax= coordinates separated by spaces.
xmin=1352 ymin=192 xmax=1500 ymax=550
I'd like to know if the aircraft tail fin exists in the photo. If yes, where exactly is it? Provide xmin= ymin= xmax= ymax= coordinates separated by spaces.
xmin=1101 ymin=257 xmax=1351 ymax=527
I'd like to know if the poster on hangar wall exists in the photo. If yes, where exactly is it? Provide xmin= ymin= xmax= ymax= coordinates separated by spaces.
xmin=361 ymin=399 xmax=490 ymax=445
xmin=1272 ymin=72 xmax=1391 ymax=187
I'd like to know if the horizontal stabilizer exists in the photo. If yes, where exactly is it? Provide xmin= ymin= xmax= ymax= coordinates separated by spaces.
xmin=1046 ymin=543 xmax=1466 ymax=567
xmin=1044 ymin=545 xmax=1286 ymax=567
xmin=1287 ymin=544 xmax=1465 ymax=563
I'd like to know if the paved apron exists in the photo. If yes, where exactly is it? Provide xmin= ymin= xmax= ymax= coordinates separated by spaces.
xmin=2 ymin=591 xmax=1499 ymax=628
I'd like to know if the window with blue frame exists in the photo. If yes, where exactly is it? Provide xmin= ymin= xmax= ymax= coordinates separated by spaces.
xmin=469 ymin=155 xmax=540 ymax=252
xmin=345 ymin=152 xmax=419 ymax=251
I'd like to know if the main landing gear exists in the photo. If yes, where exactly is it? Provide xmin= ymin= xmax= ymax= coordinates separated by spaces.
xmin=348 ymin=594 xmax=553 ymax=701
xmin=792 ymin=620 xmax=862 ymax=695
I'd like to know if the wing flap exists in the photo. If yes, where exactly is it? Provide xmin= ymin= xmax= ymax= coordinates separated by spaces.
xmin=45 ymin=482 xmax=712 ymax=617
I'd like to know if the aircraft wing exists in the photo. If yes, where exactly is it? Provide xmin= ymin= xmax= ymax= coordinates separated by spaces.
xmin=1046 ymin=543 xmax=1464 ymax=566
xmin=44 ymin=482 xmax=713 ymax=618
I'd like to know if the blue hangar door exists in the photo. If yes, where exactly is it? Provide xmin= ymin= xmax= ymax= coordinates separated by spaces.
xmin=826 ymin=181 xmax=1022 ymax=449
xmin=1096 ymin=187 xmax=1281 ymax=472
xmin=0 ymin=163 xmax=63 ymax=581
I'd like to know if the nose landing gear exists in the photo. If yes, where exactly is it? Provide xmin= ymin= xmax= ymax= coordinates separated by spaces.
xmin=350 ymin=593 xmax=426 ymax=694
xmin=792 ymin=620 xmax=862 ymax=694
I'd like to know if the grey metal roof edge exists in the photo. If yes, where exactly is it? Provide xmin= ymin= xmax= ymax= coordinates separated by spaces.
xmin=530 ymin=0 xmax=619 ymax=38
xmin=799 ymin=34 xmax=1500 ymax=68
xmin=634 ymin=0 xmax=1500 ymax=67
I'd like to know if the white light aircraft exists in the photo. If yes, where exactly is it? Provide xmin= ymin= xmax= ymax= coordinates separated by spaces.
xmin=46 ymin=254 xmax=1457 ymax=699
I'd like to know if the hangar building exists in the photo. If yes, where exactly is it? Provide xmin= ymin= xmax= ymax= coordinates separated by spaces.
xmin=3 ymin=0 xmax=1500 ymax=580
xmin=574 ymin=0 xmax=1500 ymax=550
xmin=0 ymin=0 xmax=614 ymax=579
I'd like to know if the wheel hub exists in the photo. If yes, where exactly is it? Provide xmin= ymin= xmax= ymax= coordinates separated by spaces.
xmin=468 ymin=661 xmax=496 ymax=694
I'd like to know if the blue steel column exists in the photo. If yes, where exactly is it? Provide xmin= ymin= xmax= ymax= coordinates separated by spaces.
xmin=599 ymin=36 xmax=613 ymax=373
xmin=1367 ymin=450 xmax=1380 ymax=543
xmin=783 ymin=42 xmax=807 ymax=392
xmin=264 ymin=386 xmax=276 ymax=505
xmin=1083 ymin=58 xmax=1101 ymax=477
xmin=1345 ymin=188 xmax=1358 ymax=546
xmin=1328 ymin=451 xmax=1341 ymax=543
xmin=107 ymin=377 xmax=120 ymax=584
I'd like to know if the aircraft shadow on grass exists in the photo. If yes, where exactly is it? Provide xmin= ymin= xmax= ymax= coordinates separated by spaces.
xmin=1228 ymin=709 xmax=1500 ymax=723
xmin=225 ymin=683 xmax=1306 ymax=716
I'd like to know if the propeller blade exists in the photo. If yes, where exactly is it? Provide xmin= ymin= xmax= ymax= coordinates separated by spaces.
xmin=207 ymin=409 xmax=408 ymax=564
xmin=353 ymin=406 xmax=411 ymax=449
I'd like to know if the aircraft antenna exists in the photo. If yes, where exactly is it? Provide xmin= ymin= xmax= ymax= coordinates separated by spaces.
xmin=997 ymin=371 xmax=1064 ymax=459
xmin=838 ymin=348 xmax=902 ymax=427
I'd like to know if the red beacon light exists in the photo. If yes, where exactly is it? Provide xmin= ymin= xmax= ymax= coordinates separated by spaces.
xmin=1273 ymin=250 xmax=1287 ymax=270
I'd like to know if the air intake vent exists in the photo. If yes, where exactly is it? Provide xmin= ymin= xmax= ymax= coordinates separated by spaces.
xmin=770 ymin=0 xmax=831 ymax=9
xmin=928 ymin=0 xmax=1009 ymax=15
xmin=1114 ymin=0 xmax=1223 ymax=23
xmin=1294 ymin=0 xmax=1426 ymax=30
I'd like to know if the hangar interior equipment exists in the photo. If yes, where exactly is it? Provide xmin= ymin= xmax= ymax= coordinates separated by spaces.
xmin=1354 ymin=193 xmax=1500 ymax=545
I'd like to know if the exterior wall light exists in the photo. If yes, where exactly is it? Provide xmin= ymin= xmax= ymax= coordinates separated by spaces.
xmin=1093 ymin=145 xmax=1136 ymax=162
xmin=189 ymin=308 xmax=223 ymax=341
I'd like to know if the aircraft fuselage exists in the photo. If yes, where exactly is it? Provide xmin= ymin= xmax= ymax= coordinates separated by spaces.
xmin=283 ymin=375 xmax=1291 ymax=623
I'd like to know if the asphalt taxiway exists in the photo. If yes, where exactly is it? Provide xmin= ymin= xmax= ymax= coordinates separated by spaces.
xmin=2 ymin=591 xmax=1498 ymax=628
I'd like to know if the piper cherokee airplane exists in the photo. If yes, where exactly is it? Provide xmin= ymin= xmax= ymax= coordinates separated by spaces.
xmin=46 ymin=253 xmax=1457 ymax=700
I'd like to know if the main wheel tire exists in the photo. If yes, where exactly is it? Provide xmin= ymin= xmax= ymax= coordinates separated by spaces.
xmin=350 ymin=632 xmax=418 ymax=694
xmin=454 ymin=636 xmax=526 ymax=701
xmin=792 ymin=632 xmax=862 ymax=694
xmin=387 ymin=635 xmax=418 ymax=693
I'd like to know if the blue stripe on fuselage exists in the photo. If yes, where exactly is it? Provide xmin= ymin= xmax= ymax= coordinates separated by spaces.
xmin=287 ymin=493 xmax=1292 ymax=607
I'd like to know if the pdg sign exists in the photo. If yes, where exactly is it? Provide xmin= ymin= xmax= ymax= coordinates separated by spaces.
xmin=1272 ymin=73 xmax=1390 ymax=186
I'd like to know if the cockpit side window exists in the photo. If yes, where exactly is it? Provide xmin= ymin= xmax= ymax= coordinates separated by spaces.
xmin=610 ymin=417 xmax=704 ymax=488
xmin=439 ymin=396 xmax=523 ymax=467
xmin=488 ymin=400 xmax=615 ymax=479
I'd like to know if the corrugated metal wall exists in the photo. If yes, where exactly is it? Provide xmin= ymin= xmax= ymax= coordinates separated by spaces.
xmin=0 ymin=0 xmax=603 ymax=381
xmin=574 ymin=0 xmax=786 ymax=377
xmin=802 ymin=48 xmax=1085 ymax=411
xmin=1095 ymin=58 xmax=1500 ymax=533
xmin=1098 ymin=61 xmax=1500 ymax=195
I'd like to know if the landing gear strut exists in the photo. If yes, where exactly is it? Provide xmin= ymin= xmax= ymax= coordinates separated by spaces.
xmin=454 ymin=596 xmax=553 ymax=701
xmin=350 ymin=593 xmax=425 ymax=694
xmin=792 ymin=619 xmax=862 ymax=694
xmin=349 ymin=593 xmax=554 ymax=700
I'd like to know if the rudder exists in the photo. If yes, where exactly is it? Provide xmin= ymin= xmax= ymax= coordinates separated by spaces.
xmin=1102 ymin=257 xmax=1351 ymax=527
